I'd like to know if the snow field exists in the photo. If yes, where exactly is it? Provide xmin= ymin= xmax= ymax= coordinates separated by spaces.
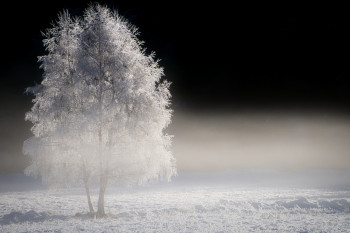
xmin=1 ymin=182 xmax=350 ymax=232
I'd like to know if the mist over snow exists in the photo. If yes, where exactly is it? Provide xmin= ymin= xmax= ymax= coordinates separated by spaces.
xmin=2 ymin=108 xmax=350 ymax=231
xmin=170 ymin=110 xmax=350 ymax=172
xmin=1 ymin=172 xmax=350 ymax=232
xmin=2 ymin=109 xmax=350 ymax=231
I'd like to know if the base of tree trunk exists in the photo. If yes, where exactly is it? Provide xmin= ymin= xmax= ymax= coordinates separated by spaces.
xmin=75 ymin=212 xmax=97 ymax=219
xmin=96 ymin=212 xmax=107 ymax=218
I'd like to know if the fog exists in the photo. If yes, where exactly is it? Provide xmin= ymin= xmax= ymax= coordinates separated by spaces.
xmin=170 ymin=109 xmax=350 ymax=172
xmin=0 ymin=89 xmax=31 ymax=173
xmin=2 ymin=102 xmax=350 ymax=175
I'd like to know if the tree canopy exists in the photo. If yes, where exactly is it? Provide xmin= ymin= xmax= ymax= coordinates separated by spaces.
xmin=23 ymin=4 xmax=176 ymax=217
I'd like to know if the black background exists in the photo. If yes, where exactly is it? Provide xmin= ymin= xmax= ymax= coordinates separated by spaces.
xmin=0 ymin=1 xmax=349 ymax=172
xmin=1 ymin=1 xmax=349 ymax=109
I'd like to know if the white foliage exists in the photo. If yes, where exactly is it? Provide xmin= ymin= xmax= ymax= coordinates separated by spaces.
xmin=24 ymin=4 xmax=176 ymax=188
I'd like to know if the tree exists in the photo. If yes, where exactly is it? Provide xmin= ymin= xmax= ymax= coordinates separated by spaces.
xmin=23 ymin=4 xmax=176 ymax=218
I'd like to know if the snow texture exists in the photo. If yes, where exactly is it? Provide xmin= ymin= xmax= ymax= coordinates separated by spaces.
xmin=1 ymin=172 xmax=350 ymax=232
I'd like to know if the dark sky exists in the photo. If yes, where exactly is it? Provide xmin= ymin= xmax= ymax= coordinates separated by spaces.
xmin=0 ymin=1 xmax=349 ymax=172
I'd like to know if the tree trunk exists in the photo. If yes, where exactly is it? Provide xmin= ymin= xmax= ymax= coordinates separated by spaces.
xmin=96 ymin=50 xmax=106 ymax=218
xmin=83 ymin=178 xmax=94 ymax=213
xmin=96 ymin=175 xmax=107 ymax=218
xmin=82 ymin=160 xmax=94 ymax=213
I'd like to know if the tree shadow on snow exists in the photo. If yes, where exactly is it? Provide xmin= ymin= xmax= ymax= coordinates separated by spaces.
xmin=0 ymin=210 xmax=68 ymax=225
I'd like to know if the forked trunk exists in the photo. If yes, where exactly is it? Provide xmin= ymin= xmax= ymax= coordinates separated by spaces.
xmin=96 ymin=175 xmax=108 ymax=218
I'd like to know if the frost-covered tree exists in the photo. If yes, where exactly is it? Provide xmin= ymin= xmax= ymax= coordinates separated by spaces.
xmin=24 ymin=4 xmax=176 ymax=218
xmin=23 ymin=10 xmax=97 ymax=213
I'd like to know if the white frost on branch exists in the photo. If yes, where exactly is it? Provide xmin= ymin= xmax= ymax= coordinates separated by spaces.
xmin=23 ymin=4 xmax=176 ymax=192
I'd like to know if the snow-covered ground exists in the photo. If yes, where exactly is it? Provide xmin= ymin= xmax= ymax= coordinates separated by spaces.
xmin=1 ymin=171 xmax=350 ymax=232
